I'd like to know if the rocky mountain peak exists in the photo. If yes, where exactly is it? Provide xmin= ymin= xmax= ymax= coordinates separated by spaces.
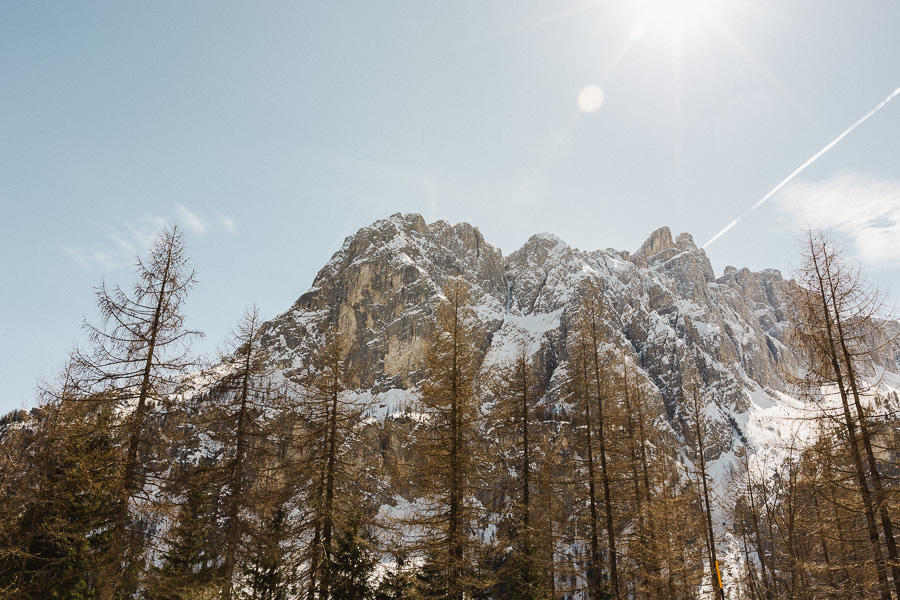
xmin=635 ymin=226 xmax=675 ymax=258
xmin=524 ymin=232 xmax=569 ymax=251
xmin=675 ymin=231 xmax=698 ymax=249
xmin=392 ymin=211 xmax=428 ymax=234
xmin=506 ymin=232 xmax=572 ymax=273
xmin=264 ymin=213 xmax=506 ymax=390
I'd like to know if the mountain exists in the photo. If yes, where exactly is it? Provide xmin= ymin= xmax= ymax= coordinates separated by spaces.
xmin=258 ymin=212 xmax=871 ymax=463
xmin=7 ymin=213 xmax=900 ymax=598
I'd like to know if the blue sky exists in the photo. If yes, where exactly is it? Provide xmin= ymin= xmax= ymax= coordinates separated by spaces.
xmin=3 ymin=1 xmax=900 ymax=413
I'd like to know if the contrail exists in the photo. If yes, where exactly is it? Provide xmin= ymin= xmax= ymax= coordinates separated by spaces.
xmin=703 ymin=87 xmax=900 ymax=249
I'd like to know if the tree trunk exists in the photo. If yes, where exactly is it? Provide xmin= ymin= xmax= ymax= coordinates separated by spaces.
xmin=588 ymin=308 xmax=620 ymax=600
xmin=693 ymin=389 xmax=726 ymax=600
xmin=222 ymin=331 xmax=254 ymax=600
xmin=579 ymin=349 xmax=604 ymax=600
xmin=829 ymin=276 xmax=900 ymax=599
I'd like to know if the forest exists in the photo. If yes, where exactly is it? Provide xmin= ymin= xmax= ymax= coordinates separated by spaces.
xmin=1 ymin=226 xmax=899 ymax=600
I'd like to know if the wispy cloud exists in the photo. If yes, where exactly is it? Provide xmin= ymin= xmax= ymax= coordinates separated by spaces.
xmin=774 ymin=171 xmax=900 ymax=266
xmin=216 ymin=211 xmax=238 ymax=234
xmin=115 ymin=215 xmax=167 ymax=254
xmin=175 ymin=204 xmax=207 ymax=235
xmin=62 ymin=247 xmax=120 ymax=271
xmin=66 ymin=215 xmax=170 ymax=270
xmin=63 ymin=206 xmax=238 ymax=270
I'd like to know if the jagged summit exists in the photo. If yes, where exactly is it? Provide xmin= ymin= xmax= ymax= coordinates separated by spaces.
xmin=633 ymin=226 xmax=700 ymax=257
xmin=635 ymin=225 xmax=676 ymax=257
xmin=521 ymin=231 xmax=569 ymax=249
xmin=676 ymin=231 xmax=698 ymax=249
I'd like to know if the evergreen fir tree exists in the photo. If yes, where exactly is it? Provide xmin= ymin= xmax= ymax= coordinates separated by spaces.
xmin=242 ymin=505 xmax=291 ymax=600
xmin=72 ymin=225 xmax=200 ymax=600
xmin=374 ymin=554 xmax=414 ymax=600
xmin=297 ymin=325 xmax=374 ymax=599
xmin=0 ymin=384 xmax=119 ymax=600
xmin=412 ymin=551 xmax=448 ymax=600
xmin=499 ymin=541 xmax=545 ymax=600
xmin=413 ymin=277 xmax=487 ymax=600
xmin=147 ymin=482 xmax=219 ymax=600
xmin=319 ymin=516 xmax=377 ymax=600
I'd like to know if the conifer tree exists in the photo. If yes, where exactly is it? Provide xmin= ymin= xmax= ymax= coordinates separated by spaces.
xmin=239 ymin=422 xmax=302 ymax=600
xmin=569 ymin=281 xmax=620 ymax=600
xmin=242 ymin=499 xmax=294 ymax=600
xmin=413 ymin=277 xmax=486 ymax=600
xmin=73 ymin=225 xmax=199 ymax=600
xmin=320 ymin=514 xmax=377 ymax=600
xmin=569 ymin=321 xmax=605 ymax=599
xmin=689 ymin=386 xmax=725 ymax=600
xmin=650 ymin=469 xmax=704 ymax=599
xmin=489 ymin=343 xmax=546 ymax=600
xmin=299 ymin=325 xmax=373 ymax=600
xmin=615 ymin=356 xmax=664 ymax=599
xmin=147 ymin=482 xmax=219 ymax=600
xmin=790 ymin=230 xmax=898 ymax=599
xmin=734 ymin=455 xmax=774 ymax=600
xmin=209 ymin=305 xmax=281 ymax=600
xmin=533 ymin=428 xmax=570 ymax=599
xmin=0 ymin=379 xmax=119 ymax=600
xmin=808 ymin=426 xmax=883 ymax=598
xmin=374 ymin=554 xmax=414 ymax=600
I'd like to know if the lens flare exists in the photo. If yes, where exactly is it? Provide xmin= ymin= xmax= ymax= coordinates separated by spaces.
xmin=578 ymin=85 xmax=605 ymax=113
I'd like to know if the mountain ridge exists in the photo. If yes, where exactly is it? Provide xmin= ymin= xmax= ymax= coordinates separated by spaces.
xmin=257 ymin=212 xmax=835 ymax=463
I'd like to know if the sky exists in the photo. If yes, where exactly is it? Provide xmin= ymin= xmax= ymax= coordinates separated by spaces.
xmin=2 ymin=0 xmax=900 ymax=414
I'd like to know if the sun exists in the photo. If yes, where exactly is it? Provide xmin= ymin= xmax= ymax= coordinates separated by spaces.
xmin=631 ymin=0 xmax=720 ymax=39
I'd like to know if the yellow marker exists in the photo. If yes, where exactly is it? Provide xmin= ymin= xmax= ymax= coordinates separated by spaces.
xmin=715 ymin=560 xmax=723 ymax=589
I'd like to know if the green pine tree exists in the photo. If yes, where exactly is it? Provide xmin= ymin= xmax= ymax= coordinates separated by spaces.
xmin=374 ymin=554 xmax=414 ymax=600
xmin=501 ymin=541 xmax=545 ymax=600
xmin=412 ymin=551 xmax=447 ymax=600
xmin=147 ymin=482 xmax=219 ymax=600
xmin=242 ymin=504 xmax=292 ymax=600
xmin=319 ymin=516 xmax=377 ymax=600
xmin=0 ymin=390 xmax=119 ymax=600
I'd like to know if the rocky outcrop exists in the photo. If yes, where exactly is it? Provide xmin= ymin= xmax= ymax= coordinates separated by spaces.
xmin=261 ymin=213 xmax=507 ymax=390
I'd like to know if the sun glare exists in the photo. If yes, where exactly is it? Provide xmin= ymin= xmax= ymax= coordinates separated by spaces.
xmin=632 ymin=0 xmax=719 ymax=38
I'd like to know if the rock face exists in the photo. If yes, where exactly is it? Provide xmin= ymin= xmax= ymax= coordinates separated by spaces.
xmin=259 ymin=213 xmax=888 ymax=458
xmin=262 ymin=214 xmax=506 ymax=390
